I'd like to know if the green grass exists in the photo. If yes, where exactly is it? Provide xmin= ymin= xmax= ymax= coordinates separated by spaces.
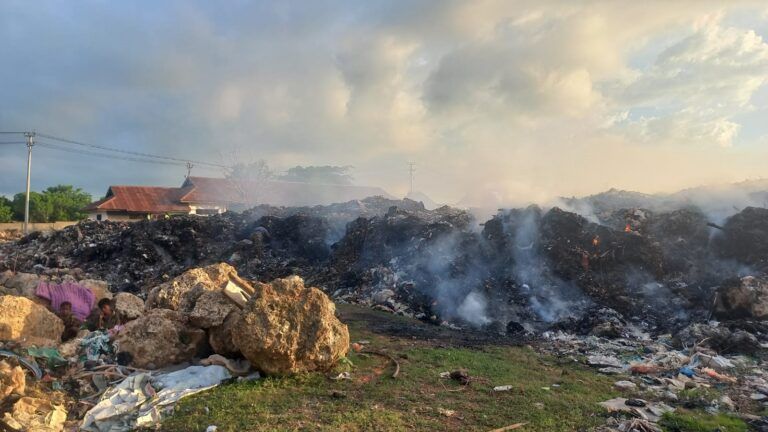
xmin=659 ymin=411 xmax=749 ymax=432
xmin=161 ymin=325 xmax=620 ymax=431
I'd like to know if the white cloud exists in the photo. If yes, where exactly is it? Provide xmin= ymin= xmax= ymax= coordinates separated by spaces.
xmin=2 ymin=1 xmax=768 ymax=202
xmin=610 ymin=15 xmax=768 ymax=146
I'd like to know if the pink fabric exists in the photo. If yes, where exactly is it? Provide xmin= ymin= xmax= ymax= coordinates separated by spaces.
xmin=35 ymin=281 xmax=96 ymax=321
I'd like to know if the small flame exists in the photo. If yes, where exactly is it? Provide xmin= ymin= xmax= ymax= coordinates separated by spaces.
xmin=592 ymin=236 xmax=600 ymax=247
xmin=624 ymin=223 xmax=632 ymax=233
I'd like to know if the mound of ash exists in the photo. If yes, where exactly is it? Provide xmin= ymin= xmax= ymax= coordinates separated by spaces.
xmin=2 ymin=199 xmax=767 ymax=342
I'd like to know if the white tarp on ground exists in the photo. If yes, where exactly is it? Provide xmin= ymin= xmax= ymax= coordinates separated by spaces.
xmin=80 ymin=365 xmax=231 ymax=432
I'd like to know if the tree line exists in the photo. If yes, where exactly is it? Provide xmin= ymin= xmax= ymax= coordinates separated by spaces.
xmin=0 ymin=185 xmax=92 ymax=223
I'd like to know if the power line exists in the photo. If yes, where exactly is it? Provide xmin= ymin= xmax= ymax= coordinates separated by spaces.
xmin=36 ymin=132 xmax=228 ymax=168
xmin=36 ymin=141 xmax=190 ymax=167
xmin=35 ymin=141 xmax=222 ymax=171
xmin=0 ymin=141 xmax=25 ymax=145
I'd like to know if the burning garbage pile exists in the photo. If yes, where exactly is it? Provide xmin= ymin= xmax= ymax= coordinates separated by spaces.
xmin=0 ymin=263 xmax=349 ymax=430
xmin=0 ymin=197 xmax=423 ymax=293
xmin=0 ymin=196 xmax=767 ymax=430
xmin=1 ymin=198 xmax=768 ymax=339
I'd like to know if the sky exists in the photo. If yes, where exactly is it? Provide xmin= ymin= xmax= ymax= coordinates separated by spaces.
xmin=1 ymin=1 xmax=768 ymax=206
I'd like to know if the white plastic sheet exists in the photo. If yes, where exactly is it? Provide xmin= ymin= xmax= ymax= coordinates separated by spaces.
xmin=80 ymin=365 xmax=231 ymax=432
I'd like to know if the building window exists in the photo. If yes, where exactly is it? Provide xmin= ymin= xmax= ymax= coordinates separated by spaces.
xmin=96 ymin=214 xmax=103 ymax=221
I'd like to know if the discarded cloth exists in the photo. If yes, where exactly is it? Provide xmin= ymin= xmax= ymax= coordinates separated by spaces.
xmin=81 ymin=332 xmax=112 ymax=361
xmin=26 ymin=346 xmax=68 ymax=369
xmin=80 ymin=373 xmax=155 ymax=432
xmin=80 ymin=365 xmax=231 ymax=432
xmin=36 ymin=281 xmax=95 ymax=321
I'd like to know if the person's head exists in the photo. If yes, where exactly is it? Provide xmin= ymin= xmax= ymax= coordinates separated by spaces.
xmin=98 ymin=298 xmax=113 ymax=316
xmin=60 ymin=301 xmax=72 ymax=315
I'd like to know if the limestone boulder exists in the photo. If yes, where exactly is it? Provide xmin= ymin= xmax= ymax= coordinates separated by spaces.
xmin=189 ymin=291 xmax=238 ymax=329
xmin=232 ymin=276 xmax=349 ymax=375
xmin=0 ymin=295 xmax=63 ymax=346
xmin=145 ymin=263 xmax=253 ymax=312
xmin=113 ymin=292 xmax=144 ymax=321
xmin=715 ymin=276 xmax=768 ymax=320
xmin=208 ymin=311 xmax=242 ymax=358
xmin=114 ymin=309 xmax=206 ymax=369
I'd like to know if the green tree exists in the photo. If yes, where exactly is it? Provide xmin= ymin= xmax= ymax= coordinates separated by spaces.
xmin=11 ymin=185 xmax=91 ymax=222
xmin=42 ymin=185 xmax=92 ymax=221
xmin=0 ymin=196 xmax=12 ymax=222
xmin=12 ymin=191 xmax=49 ymax=222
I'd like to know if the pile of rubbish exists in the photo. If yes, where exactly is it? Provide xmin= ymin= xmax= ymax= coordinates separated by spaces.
xmin=0 ymin=197 xmax=426 ymax=293
xmin=1 ymin=197 xmax=768 ymax=341
xmin=539 ymin=326 xmax=768 ymax=431
xmin=0 ymin=263 xmax=349 ymax=431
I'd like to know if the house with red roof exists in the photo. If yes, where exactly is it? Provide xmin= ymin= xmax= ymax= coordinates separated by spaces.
xmin=84 ymin=176 xmax=392 ymax=221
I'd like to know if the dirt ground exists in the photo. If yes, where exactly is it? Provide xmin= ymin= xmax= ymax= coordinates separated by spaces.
xmin=336 ymin=304 xmax=526 ymax=349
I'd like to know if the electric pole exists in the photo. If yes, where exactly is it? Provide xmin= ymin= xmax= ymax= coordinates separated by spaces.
xmin=23 ymin=132 xmax=35 ymax=235
xmin=186 ymin=161 xmax=194 ymax=178
xmin=408 ymin=162 xmax=416 ymax=195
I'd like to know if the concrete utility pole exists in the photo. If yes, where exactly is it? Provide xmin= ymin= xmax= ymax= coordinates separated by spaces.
xmin=23 ymin=132 xmax=35 ymax=235
xmin=186 ymin=161 xmax=194 ymax=178
xmin=408 ymin=162 xmax=416 ymax=195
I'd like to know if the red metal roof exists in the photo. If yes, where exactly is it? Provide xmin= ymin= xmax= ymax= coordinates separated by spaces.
xmin=85 ymin=177 xmax=395 ymax=213
xmin=84 ymin=186 xmax=190 ymax=213
xmin=181 ymin=176 xmax=393 ymax=206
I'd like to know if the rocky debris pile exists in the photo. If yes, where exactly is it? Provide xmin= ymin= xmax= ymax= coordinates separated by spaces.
xmin=0 ymin=295 xmax=64 ymax=346
xmin=233 ymin=275 xmax=349 ymax=375
xmin=0 ymin=263 xmax=352 ymax=430
xmin=142 ymin=263 xmax=349 ymax=374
